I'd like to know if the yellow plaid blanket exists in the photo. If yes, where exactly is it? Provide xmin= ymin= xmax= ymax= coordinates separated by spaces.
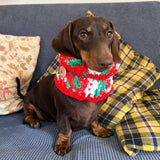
xmin=98 ymin=36 xmax=160 ymax=157
xmin=40 ymin=17 xmax=160 ymax=157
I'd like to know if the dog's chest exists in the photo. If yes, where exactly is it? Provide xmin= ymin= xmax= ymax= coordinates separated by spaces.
xmin=69 ymin=101 xmax=104 ymax=130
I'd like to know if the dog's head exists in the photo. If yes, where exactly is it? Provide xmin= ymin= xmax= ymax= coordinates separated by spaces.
xmin=52 ymin=16 xmax=121 ymax=72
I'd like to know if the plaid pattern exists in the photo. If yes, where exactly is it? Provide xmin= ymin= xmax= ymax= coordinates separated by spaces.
xmin=39 ymin=22 xmax=160 ymax=157
xmin=98 ymin=37 xmax=160 ymax=156
xmin=116 ymin=89 xmax=160 ymax=156
xmin=38 ymin=55 xmax=60 ymax=83
xmin=99 ymin=36 xmax=160 ymax=128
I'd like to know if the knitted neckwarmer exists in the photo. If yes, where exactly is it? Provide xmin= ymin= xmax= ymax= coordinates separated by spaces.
xmin=55 ymin=53 xmax=119 ymax=102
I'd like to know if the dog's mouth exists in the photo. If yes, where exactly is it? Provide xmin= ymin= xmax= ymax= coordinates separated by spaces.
xmin=92 ymin=66 xmax=113 ymax=73
xmin=83 ymin=62 xmax=113 ymax=73
xmin=98 ymin=63 xmax=114 ymax=72
xmin=81 ymin=54 xmax=114 ymax=73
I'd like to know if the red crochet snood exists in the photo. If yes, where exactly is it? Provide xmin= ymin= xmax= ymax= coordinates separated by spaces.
xmin=55 ymin=54 xmax=119 ymax=102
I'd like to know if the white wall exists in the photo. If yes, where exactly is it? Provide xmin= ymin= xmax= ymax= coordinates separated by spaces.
xmin=0 ymin=0 xmax=159 ymax=5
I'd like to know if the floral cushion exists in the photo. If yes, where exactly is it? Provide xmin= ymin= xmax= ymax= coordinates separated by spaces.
xmin=0 ymin=34 xmax=40 ymax=115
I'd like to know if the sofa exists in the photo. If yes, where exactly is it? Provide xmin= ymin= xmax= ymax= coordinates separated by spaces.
xmin=0 ymin=2 xmax=160 ymax=160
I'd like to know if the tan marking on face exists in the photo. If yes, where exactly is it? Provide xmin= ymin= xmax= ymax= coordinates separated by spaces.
xmin=80 ymin=49 xmax=99 ymax=71
xmin=74 ymin=41 xmax=80 ymax=51
xmin=79 ymin=50 xmax=90 ymax=66
xmin=103 ymin=24 xmax=108 ymax=30
xmin=74 ymin=41 xmax=97 ymax=69
xmin=87 ymin=27 xmax=92 ymax=32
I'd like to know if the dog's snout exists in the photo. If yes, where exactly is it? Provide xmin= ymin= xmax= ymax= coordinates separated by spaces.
xmin=97 ymin=57 xmax=113 ymax=70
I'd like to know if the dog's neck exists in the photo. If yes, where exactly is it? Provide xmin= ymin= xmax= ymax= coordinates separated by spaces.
xmin=55 ymin=53 xmax=119 ymax=102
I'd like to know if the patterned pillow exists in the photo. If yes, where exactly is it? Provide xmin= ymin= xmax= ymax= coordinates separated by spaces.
xmin=0 ymin=34 xmax=40 ymax=115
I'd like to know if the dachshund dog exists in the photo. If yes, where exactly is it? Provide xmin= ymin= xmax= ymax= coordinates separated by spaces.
xmin=18 ymin=16 xmax=121 ymax=156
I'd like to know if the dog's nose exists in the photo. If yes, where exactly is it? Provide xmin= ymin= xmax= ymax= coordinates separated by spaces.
xmin=97 ymin=57 xmax=113 ymax=70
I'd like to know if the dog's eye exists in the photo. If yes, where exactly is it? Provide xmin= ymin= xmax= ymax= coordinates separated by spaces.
xmin=106 ymin=31 xmax=113 ymax=39
xmin=79 ymin=32 xmax=88 ymax=40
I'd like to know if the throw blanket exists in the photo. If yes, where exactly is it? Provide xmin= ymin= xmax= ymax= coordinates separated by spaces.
xmin=98 ymin=36 xmax=160 ymax=157
xmin=40 ymin=33 xmax=160 ymax=157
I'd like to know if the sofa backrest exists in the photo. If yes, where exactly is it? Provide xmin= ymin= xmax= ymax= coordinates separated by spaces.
xmin=0 ymin=3 xmax=159 ymax=89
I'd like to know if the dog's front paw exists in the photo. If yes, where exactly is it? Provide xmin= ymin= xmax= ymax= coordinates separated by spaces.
xmin=54 ymin=142 xmax=71 ymax=156
xmin=54 ymin=131 xmax=72 ymax=156
xmin=91 ymin=122 xmax=114 ymax=138
xmin=23 ymin=116 xmax=41 ymax=128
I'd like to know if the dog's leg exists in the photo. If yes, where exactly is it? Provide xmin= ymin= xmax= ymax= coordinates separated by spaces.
xmin=91 ymin=119 xmax=113 ymax=138
xmin=54 ymin=115 xmax=72 ymax=156
xmin=23 ymin=103 xmax=41 ymax=128
xmin=54 ymin=130 xmax=72 ymax=156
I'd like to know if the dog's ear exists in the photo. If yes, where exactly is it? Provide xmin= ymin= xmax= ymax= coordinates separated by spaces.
xmin=111 ymin=33 xmax=121 ymax=63
xmin=109 ymin=21 xmax=121 ymax=63
xmin=51 ymin=21 xmax=77 ymax=57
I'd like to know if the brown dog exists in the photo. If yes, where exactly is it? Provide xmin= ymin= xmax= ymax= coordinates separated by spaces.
xmin=18 ymin=16 xmax=121 ymax=156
